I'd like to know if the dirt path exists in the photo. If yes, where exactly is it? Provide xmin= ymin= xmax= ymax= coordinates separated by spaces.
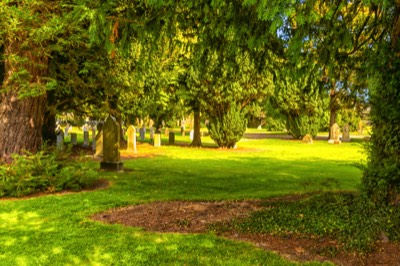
xmin=92 ymin=198 xmax=400 ymax=266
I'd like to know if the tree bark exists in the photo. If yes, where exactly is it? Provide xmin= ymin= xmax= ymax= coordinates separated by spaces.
xmin=0 ymin=40 xmax=48 ymax=158
xmin=190 ymin=110 xmax=202 ymax=147
xmin=328 ymin=86 xmax=339 ymax=140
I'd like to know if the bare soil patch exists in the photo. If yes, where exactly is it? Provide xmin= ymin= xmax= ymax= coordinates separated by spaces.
xmin=92 ymin=197 xmax=400 ymax=266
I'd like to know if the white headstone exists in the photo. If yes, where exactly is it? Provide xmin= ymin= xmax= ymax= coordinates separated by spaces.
xmin=190 ymin=129 xmax=194 ymax=141
xmin=154 ymin=133 xmax=161 ymax=147
xmin=127 ymin=125 xmax=137 ymax=152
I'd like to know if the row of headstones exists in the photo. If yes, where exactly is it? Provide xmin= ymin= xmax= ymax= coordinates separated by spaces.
xmin=57 ymin=122 xmax=199 ymax=152
xmin=328 ymin=123 xmax=351 ymax=144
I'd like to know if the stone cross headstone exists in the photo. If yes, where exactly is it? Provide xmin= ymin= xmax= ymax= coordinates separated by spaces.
xmin=127 ymin=125 xmax=137 ymax=152
xmin=328 ymin=123 xmax=341 ymax=144
xmin=342 ymin=123 xmax=351 ymax=142
xmin=100 ymin=116 xmax=123 ymax=171
xmin=169 ymin=132 xmax=175 ymax=145
xmin=56 ymin=131 xmax=64 ymax=150
xmin=70 ymin=133 xmax=77 ymax=145
xmin=154 ymin=133 xmax=161 ymax=147
xmin=94 ymin=123 xmax=103 ymax=158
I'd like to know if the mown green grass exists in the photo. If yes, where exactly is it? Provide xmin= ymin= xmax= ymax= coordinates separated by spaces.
xmin=0 ymin=136 xmax=365 ymax=265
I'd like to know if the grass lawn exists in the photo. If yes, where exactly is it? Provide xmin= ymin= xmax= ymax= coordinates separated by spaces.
xmin=0 ymin=134 xmax=366 ymax=265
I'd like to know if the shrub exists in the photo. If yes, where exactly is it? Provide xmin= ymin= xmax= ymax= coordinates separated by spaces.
xmin=222 ymin=192 xmax=400 ymax=252
xmin=286 ymin=112 xmax=321 ymax=139
xmin=0 ymin=147 xmax=98 ymax=197
xmin=206 ymin=104 xmax=247 ymax=148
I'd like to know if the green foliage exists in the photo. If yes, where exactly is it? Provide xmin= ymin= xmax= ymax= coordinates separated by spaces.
xmin=225 ymin=193 xmax=400 ymax=252
xmin=363 ymin=42 xmax=400 ymax=204
xmin=271 ymin=64 xmax=325 ymax=139
xmin=286 ymin=113 xmax=322 ymax=139
xmin=206 ymin=104 xmax=247 ymax=148
xmin=0 ymin=147 xmax=98 ymax=197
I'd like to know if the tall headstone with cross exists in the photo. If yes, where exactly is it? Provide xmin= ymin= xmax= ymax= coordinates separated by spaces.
xmin=100 ymin=116 xmax=124 ymax=171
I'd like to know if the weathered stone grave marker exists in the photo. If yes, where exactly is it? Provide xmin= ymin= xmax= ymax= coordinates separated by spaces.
xmin=154 ymin=133 xmax=161 ymax=147
xmin=100 ymin=116 xmax=123 ymax=171
xmin=342 ymin=123 xmax=351 ymax=142
xmin=56 ymin=131 xmax=64 ymax=150
xmin=140 ymin=125 xmax=146 ymax=141
xmin=94 ymin=123 xmax=103 ymax=158
xmin=70 ymin=133 xmax=77 ymax=145
xmin=169 ymin=132 xmax=175 ymax=145
xmin=328 ymin=123 xmax=341 ymax=144
xmin=127 ymin=125 xmax=137 ymax=152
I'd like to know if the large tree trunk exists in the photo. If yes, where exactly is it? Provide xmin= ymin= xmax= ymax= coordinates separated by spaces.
xmin=0 ymin=40 xmax=48 ymax=158
xmin=190 ymin=109 xmax=202 ymax=147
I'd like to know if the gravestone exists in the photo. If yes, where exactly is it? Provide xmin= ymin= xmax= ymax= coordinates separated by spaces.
xmin=169 ymin=132 xmax=175 ymax=145
xmin=342 ymin=124 xmax=351 ymax=142
xmin=140 ymin=126 xmax=146 ymax=141
xmin=150 ymin=127 xmax=155 ymax=141
xmin=83 ymin=131 xmax=89 ymax=147
xmin=100 ymin=116 xmax=123 ymax=171
xmin=70 ymin=133 xmax=77 ymax=145
xmin=328 ymin=123 xmax=341 ymax=144
xmin=190 ymin=129 xmax=194 ymax=141
xmin=94 ymin=123 xmax=103 ymax=158
xmin=56 ymin=131 xmax=64 ymax=150
xmin=154 ymin=133 xmax=161 ymax=147
xmin=127 ymin=125 xmax=137 ymax=152
xmin=302 ymin=134 xmax=313 ymax=144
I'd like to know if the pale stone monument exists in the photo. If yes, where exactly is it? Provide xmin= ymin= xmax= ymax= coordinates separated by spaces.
xmin=328 ymin=123 xmax=341 ymax=144
xmin=100 ymin=116 xmax=123 ymax=171
xmin=302 ymin=134 xmax=313 ymax=144
xmin=127 ymin=125 xmax=137 ymax=152
xmin=94 ymin=123 xmax=103 ymax=158
xmin=190 ymin=129 xmax=194 ymax=141
xmin=154 ymin=133 xmax=161 ymax=147
xmin=342 ymin=123 xmax=351 ymax=142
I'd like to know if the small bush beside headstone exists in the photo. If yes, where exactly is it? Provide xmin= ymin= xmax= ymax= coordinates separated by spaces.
xmin=0 ymin=147 xmax=98 ymax=197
